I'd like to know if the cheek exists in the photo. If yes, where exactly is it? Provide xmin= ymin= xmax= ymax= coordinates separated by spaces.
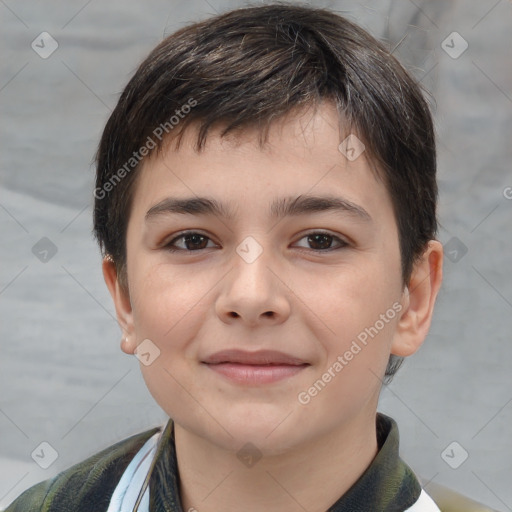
xmin=301 ymin=254 xmax=402 ymax=370
xmin=129 ymin=262 xmax=206 ymax=345
xmin=129 ymin=264 xmax=209 ymax=421
xmin=314 ymin=261 xmax=399 ymax=329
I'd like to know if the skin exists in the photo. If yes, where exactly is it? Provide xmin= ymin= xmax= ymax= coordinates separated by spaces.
xmin=104 ymin=102 xmax=443 ymax=512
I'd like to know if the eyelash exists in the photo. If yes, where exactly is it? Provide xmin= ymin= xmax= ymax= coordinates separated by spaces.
xmin=163 ymin=230 xmax=349 ymax=253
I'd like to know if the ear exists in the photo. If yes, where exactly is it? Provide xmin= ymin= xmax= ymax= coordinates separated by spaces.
xmin=102 ymin=257 xmax=137 ymax=354
xmin=391 ymin=240 xmax=443 ymax=357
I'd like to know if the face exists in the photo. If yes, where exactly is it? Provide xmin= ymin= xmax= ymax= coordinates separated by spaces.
xmin=108 ymin=102 xmax=425 ymax=454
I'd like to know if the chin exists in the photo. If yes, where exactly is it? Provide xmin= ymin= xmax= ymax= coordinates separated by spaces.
xmin=175 ymin=401 xmax=307 ymax=454
xmin=213 ymin=425 xmax=305 ymax=458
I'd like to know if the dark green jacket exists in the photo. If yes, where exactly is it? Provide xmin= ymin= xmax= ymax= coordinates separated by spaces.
xmin=5 ymin=414 xmax=423 ymax=511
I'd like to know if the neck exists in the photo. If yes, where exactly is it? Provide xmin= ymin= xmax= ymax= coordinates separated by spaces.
xmin=174 ymin=409 xmax=379 ymax=512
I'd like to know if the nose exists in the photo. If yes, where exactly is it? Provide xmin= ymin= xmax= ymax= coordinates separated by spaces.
xmin=215 ymin=243 xmax=291 ymax=327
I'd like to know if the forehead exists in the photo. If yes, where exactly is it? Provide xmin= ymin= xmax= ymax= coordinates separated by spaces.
xmin=130 ymin=102 xmax=391 ymax=224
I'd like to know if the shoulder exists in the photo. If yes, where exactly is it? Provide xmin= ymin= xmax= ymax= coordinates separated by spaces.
xmin=4 ymin=428 xmax=161 ymax=512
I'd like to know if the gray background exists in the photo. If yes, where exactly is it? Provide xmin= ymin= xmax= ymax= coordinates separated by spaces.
xmin=1 ymin=0 xmax=511 ymax=510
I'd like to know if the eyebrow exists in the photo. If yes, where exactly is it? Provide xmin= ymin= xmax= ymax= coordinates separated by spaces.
xmin=145 ymin=194 xmax=372 ymax=223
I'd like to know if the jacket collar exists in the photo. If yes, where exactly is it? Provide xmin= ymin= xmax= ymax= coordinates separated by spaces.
xmin=149 ymin=413 xmax=421 ymax=511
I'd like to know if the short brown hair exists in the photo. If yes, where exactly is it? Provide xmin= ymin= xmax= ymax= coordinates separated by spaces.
xmin=93 ymin=2 xmax=437 ymax=379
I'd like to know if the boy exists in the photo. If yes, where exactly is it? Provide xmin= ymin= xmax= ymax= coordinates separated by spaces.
xmin=6 ymin=3 xmax=444 ymax=511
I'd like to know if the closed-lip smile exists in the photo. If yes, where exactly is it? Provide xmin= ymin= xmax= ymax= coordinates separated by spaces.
xmin=202 ymin=349 xmax=310 ymax=385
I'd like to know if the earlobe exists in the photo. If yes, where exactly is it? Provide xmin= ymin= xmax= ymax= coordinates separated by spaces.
xmin=391 ymin=240 xmax=443 ymax=357
xmin=102 ymin=257 xmax=137 ymax=354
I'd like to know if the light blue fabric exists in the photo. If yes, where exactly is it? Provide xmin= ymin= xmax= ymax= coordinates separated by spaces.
xmin=106 ymin=432 xmax=161 ymax=512
xmin=405 ymin=489 xmax=441 ymax=511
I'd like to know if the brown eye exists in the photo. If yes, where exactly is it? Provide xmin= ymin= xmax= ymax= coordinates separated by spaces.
xmin=308 ymin=233 xmax=333 ymax=250
xmin=165 ymin=232 xmax=216 ymax=252
xmin=295 ymin=232 xmax=348 ymax=252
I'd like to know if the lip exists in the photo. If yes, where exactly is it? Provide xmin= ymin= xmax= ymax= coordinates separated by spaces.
xmin=203 ymin=349 xmax=308 ymax=366
xmin=202 ymin=349 xmax=310 ymax=385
